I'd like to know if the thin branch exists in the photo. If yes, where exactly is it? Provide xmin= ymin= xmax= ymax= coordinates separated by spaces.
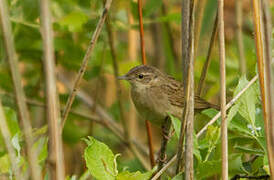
xmin=197 ymin=13 xmax=218 ymax=96
xmin=218 ymin=0 xmax=228 ymax=178
xmin=153 ymin=75 xmax=259 ymax=178
xmin=197 ymin=75 xmax=258 ymax=137
xmin=259 ymin=0 xmax=274 ymax=178
xmin=105 ymin=14 xmax=129 ymax=140
xmin=40 ymin=0 xmax=65 ymax=179
xmin=151 ymin=155 xmax=177 ymax=180
xmin=0 ymin=0 xmax=42 ymax=179
xmin=137 ymin=0 xmax=147 ymax=65
xmin=235 ymin=0 xmax=247 ymax=75
xmin=175 ymin=0 xmax=195 ymax=177
xmin=0 ymin=100 xmax=23 ymax=180
xmin=137 ymin=0 xmax=155 ymax=168
xmin=61 ymin=0 xmax=112 ymax=128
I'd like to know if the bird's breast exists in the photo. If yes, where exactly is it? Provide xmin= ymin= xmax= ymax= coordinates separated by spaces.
xmin=130 ymin=86 xmax=171 ymax=125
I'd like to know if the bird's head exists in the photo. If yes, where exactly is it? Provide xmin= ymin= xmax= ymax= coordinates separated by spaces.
xmin=118 ymin=65 xmax=163 ymax=88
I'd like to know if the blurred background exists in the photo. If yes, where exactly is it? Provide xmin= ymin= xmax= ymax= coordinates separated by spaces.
xmin=0 ymin=0 xmax=273 ymax=178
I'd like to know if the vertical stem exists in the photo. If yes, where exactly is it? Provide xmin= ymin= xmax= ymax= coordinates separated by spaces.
xmin=235 ymin=0 xmax=247 ymax=75
xmin=184 ymin=0 xmax=195 ymax=178
xmin=218 ymin=0 xmax=228 ymax=179
xmin=0 ymin=0 xmax=42 ymax=179
xmin=40 ymin=0 xmax=65 ymax=179
xmin=261 ymin=1 xmax=274 ymax=177
xmin=253 ymin=0 xmax=274 ymax=178
xmin=175 ymin=0 xmax=195 ymax=178
xmin=137 ymin=0 xmax=147 ymax=65
xmin=197 ymin=13 xmax=218 ymax=96
xmin=137 ymin=0 xmax=155 ymax=168
xmin=0 ymin=100 xmax=23 ymax=180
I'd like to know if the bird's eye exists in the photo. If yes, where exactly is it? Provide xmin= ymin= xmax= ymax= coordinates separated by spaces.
xmin=138 ymin=74 xmax=144 ymax=79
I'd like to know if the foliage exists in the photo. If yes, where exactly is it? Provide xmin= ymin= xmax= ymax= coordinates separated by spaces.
xmin=83 ymin=137 xmax=155 ymax=180
xmin=0 ymin=0 xmax=273 ymax=179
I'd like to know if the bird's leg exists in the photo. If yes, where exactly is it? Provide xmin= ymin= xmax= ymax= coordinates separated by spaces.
xmin=157 ymin=116 xmax=171 ymax=173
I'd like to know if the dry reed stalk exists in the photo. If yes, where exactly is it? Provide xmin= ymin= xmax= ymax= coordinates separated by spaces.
xmin=197 ymin=13 xmax=218 ymax=96
xmin=217 ymin=0 xmax=228 ymax=179
xmin=0 ymin=0 xmax=42 ymax=179
xmin=253 ymin=0 xmax=274 ymax=178
xmin=40 ymin=0 xmax=65 ymax=179
xmin=175 ymin=0 xmax=195 ymax=178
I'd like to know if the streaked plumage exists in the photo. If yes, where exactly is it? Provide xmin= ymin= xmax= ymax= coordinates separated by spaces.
xmin=118 ymin=65 xmax=219 ymax=125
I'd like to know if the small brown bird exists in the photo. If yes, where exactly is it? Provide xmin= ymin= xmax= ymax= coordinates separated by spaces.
xmin=118 ymin=65 xmax=219 ymax=125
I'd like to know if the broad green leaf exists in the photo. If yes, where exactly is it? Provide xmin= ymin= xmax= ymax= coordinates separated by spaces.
xmin=227 ymin=103 xmax=239 ymax=124
xmin=156 ymin=13 xmax=181 ymax=24
xmin=168 ymin=113 xmax=181 ymax=139
xmin=84 ymin=137 xmax=117 ymax=180
xmin=37 ymin=137 xmax=48 ymax=165
xmin=0 ymin=154 xmax=10 ymax=174
xmin=201 ymin=108 xmax=219 ymax=119
xmin=4 ymin=107 xmax=20 ymax=136
xmin=197 ymin=154 xmax=245 ymax=179
xmin=234 ymin=77 xmax=258 ymax=135
xmin=251 ymin=156 xmax=264 ymax=173
xmin=59 ymin=11 xmax=88 ymax=32
xmin=116 ymin=170 xmax=154 ymax=180
xmin=234 ymin=145 xmax=264 ymax=155
xmin=204 ymin=125 xmax=220 ymax=161
xmin=229 ymin=115 xmax=253 ymax=136
xmin=193 ymin=133 xmax=202 ymax=162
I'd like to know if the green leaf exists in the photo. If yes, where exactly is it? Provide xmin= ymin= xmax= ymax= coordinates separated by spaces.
xmin=0 ymin=154 xmax=10 ymax=174
xmin=234 ymin=145 xmax=264 ymax=155
xmin=168 ymin=113 xmax=181 ymax=139
xmin=203 ymin=125 xmax=220 ymax=161
xmin=227 ymin=103 xmax=239 ymax=124
xmin=84 ymin=137 xmax=117 ymax=180
xmin=201 ymin=108 xmax=219 ymax=119
xmin=11 ymin=133 xmax=21 ymax=161
xmin=116 ymin=169 xmax=154 ymax=180
xmin=251 ymin=156 xmax=264 ymax=173
xmin=3 ymin=107 xmax=20 ymax=136
xmin=197 ymin=154 xmax=245 ymax=179
xmin=58 ymin=11 xmax=89 ymax=32
xmin=193 ymin=133 xmax=202 ymax=162
xmin=171 ymin=172 xmax=183 ymax=180
xmin=234 ymin=76 xmax=258 ymax=135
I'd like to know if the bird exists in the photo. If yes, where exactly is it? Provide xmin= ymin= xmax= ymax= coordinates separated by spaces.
xmin=118 ymin=65 xmax=219 ymax=125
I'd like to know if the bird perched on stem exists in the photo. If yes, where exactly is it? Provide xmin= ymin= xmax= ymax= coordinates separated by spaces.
xmin=118 ymin=65 xmax=219 ymax=125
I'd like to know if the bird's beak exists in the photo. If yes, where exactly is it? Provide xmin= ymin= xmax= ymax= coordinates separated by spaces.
xmin=117 ymin=75 xmax=128 ymax=80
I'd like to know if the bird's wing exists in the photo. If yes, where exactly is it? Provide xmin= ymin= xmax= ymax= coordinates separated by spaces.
xmin=161 ymin=79 xmax=216 ymax=110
